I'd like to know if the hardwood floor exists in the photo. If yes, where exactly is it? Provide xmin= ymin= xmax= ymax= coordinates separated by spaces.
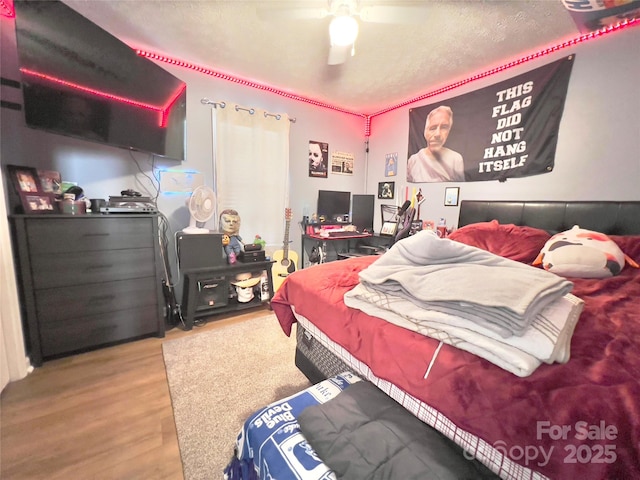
xmin=0 ymin=307 xmax=270 ymax=480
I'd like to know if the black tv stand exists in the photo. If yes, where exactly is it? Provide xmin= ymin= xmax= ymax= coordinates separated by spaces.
xmin=180 ymin=260 xmax=275 ymax=330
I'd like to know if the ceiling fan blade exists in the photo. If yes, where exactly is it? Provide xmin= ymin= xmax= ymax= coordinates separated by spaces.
xmin=327 ymin=44 xmax=351 ymax=65
xmin=358 ymin=5 xmax=429 ymax=24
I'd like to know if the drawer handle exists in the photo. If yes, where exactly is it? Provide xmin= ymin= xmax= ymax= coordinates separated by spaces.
xmin=83 ymin=233 xmax=110 ymax=237
xmin=90 ymin=294 xmax=116 ymax=303
xmin=86 ymin=264 xmax=114 ymax=270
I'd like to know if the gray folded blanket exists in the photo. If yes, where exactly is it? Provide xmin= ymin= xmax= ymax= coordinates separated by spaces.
xmin=298 ymin=381 xmax=500 ymax=480
xmin=357 ymin=230 xmax=573 ymax=337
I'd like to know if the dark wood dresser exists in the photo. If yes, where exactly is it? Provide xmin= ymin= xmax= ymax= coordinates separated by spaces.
xmin=10 ymin=214 xmax=165 ymax=366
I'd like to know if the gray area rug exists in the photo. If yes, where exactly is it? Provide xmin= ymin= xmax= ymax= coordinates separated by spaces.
xmin=162 ymin=314 xmax=310 ymax=480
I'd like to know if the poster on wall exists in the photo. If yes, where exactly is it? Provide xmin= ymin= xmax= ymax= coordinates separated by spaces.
xmin=331 ymin=151 xmax=354 ymax=175
xmin=407 ymin=55 xmax=575 ymax=183
xmin=385 ymin=152 xmax=398 ymax=177
xmin=309 ymin=140 xmax=328 ymax=178
xmin=378 ymin=181 xmax=395 ymax=199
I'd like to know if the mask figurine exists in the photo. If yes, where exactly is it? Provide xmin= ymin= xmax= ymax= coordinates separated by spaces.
xmin=220 ymin=209 xmax=243 ymax=264
xmin=231 ymin=273 xmax=261 ymax=303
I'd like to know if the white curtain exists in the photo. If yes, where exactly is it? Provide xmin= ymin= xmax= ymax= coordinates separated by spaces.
xmin=0 ymin=175 xmax=30 ymax=393
xmin=213 ymin=104 xmax=290 ymax=249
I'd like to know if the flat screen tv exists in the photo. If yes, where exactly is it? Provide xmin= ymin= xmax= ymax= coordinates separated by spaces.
xmin=13 ymin=0 xmax=187 ymax=161
xmin=317 ymin=190 xmax=351 ymax=223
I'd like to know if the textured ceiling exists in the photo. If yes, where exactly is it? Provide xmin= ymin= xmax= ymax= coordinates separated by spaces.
xmin=59 ymin=1 xmax=583 ymax=114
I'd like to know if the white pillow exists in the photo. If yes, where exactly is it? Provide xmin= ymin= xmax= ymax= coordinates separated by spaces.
xmin=535 ymin=226 xmax=625 ymax=278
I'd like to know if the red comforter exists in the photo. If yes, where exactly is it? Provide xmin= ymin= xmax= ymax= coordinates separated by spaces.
xmin=271 ymin=234 xmax=640 ymax=480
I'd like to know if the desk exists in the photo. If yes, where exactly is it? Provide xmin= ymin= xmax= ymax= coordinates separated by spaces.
xmin=300 ymin=234 xmax=390 ymax=267
xmin=181 ymin=260 xmax=274 ymax=330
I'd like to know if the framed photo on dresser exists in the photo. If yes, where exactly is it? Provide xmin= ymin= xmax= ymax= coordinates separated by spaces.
xmin=20 ymin=192 xmax=56 ymax=213
xmin=6 ymin=164 xmax=56 ymax=214
xmin=37 ymin=170 xmax=62 ymax=194
xmin=8 ymin=164 xmax=41 ymax=194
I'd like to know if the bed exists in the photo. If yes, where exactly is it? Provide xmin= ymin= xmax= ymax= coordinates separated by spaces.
xmin=268 ymin=200 xmax=640 ymax=480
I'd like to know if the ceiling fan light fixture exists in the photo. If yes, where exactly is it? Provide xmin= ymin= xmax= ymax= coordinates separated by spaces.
xmin=329 ymin=15 xmax=359 ymax=46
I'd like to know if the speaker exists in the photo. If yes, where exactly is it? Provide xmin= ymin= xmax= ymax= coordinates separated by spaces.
xmin=176 ymin=232 xmax=224 ymax=271
xmin=351 ymin=194 xmax=375 ymax=232
xmin=195 ymin=277 xmax=228 ymax=310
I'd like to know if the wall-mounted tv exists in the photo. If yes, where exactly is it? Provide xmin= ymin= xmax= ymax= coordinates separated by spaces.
xmin=13 ymin=0 xmax=187 ymax=161
xmin=317 ymin=190 xmax=351 ymax=223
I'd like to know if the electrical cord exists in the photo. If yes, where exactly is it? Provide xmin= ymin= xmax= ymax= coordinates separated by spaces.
xmin=157 ymin=209 xmax=185 ymax=328
xmin=125 ymin=151 xmax=188 ymax=328
xmin=128 ymin=150 xmax=160 ymax=203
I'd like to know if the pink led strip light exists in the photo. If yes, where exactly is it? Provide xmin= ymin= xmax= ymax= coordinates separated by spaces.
xmin=0 ymin=0 xmax=14 ymax=18
xmin=371 ymin=17 xmax=638 ymax=119
xmin=138 ymin=18 xmax=636 ymax=136
xmin=136 ymin=49 xmax=367 ymax=121
xmin=19 ymin=68 xmax=184 ymax=127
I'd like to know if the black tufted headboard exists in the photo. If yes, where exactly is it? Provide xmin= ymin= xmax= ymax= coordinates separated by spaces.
xmin=458 ymin=201 xmax=640 ymax=235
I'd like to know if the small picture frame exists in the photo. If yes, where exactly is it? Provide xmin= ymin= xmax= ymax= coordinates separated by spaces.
xmin=444 ymin=187 xmax=460 ymax=206
xmin=8 ymin=164 xmax=41 ymax=194
xmin=20 ymin=192 xmax=56 ymax=214
xmin=385 ymin=153 xmax=397 ymax=177
xmin=38 ymin=170 xmax=62 ymax=194
xmin=380 ymin=221 xmax=398 ymax=236
xmin=378 ymin=181 xmax=395 ymax=199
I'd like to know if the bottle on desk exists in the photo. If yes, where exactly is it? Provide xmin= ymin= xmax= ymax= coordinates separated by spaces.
xmin=437 ymin=218 xmax=447 ymax=238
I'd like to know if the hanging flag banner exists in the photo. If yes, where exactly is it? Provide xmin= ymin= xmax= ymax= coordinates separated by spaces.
xmin=407 ymin=55 xmax=575 ymax=183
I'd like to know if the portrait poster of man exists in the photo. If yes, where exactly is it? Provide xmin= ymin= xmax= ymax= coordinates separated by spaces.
xmin=309 ymin=140 xmax=329 ymax=178
xmin=407 ymin=55 xmax=574 ymax=183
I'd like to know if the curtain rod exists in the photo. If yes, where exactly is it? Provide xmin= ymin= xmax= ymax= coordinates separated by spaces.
xmin=200 ymin=98 xmax=296 ymax=123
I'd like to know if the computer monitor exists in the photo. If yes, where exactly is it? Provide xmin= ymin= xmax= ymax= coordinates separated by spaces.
xmin=351 ymin=194 xmax=375 ymax=232
xmin=317 ymin=190 xmax=350 ymax=223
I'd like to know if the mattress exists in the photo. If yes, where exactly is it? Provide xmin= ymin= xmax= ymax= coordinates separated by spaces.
xmin=295 ymin=322 xmax=354 ymax=381
xmin=294 ymin=314 xmax=541 ymax=480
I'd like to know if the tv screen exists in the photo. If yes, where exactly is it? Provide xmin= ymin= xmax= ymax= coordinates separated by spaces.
xmin=317 ymin=190 xmax=351 ymax=223
xmin=13 ymin=0 xmax=187 ymax=161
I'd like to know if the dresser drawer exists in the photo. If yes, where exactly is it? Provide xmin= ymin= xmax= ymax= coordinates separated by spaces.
xmin=32 ymin=248 xmax=156 ymax=289
xmin=35 ymin=278 xmax=158 ymax=323
xmin=26 ymin=217 xmax=154 ymax=254
xmin=39 ymin=305 xmax=160 ymax=358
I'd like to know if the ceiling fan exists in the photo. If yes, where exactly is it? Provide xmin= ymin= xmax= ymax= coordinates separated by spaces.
xmin=258 ymin=1 xmax=429 ymax=65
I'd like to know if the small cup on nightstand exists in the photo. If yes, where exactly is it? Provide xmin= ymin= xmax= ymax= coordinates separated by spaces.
xmin=90 ymin=198 xmax=106 ymax=214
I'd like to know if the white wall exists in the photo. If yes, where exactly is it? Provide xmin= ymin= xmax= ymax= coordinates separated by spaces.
xmin=366 ymin=26 xmax=640 ymax=230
